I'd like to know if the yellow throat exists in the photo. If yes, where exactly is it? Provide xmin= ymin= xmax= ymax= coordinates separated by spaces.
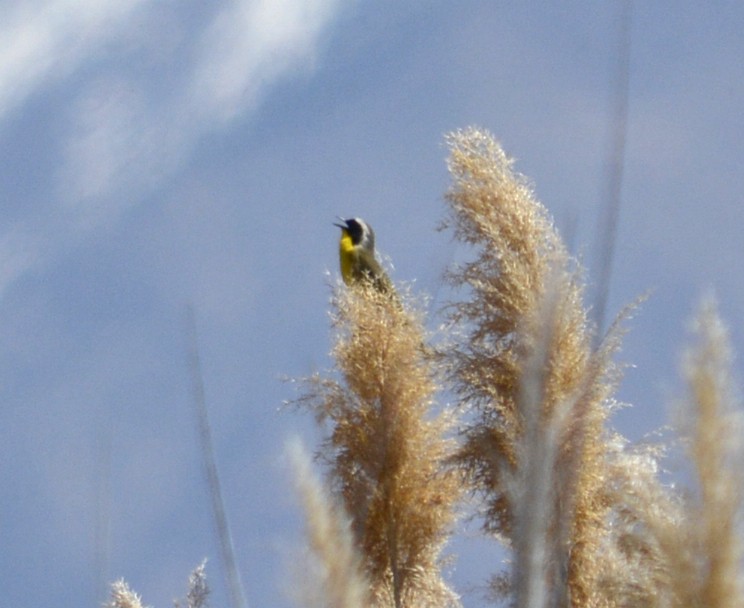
xmin=338 ymin=229 xmax=356 ymax=285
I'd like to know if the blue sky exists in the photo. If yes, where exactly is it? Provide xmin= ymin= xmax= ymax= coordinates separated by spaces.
xmin=2 ymin=2 xmax=743 ymax=606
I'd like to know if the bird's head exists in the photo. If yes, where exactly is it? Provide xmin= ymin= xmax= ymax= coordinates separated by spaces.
xmin=334 ymin=217 xmax=376 ymax=252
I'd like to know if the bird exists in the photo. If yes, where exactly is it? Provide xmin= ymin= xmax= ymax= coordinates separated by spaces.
xmin=334 ymin=217 xmax=395 ymax=295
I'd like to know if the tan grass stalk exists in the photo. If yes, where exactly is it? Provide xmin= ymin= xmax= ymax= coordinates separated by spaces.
xmin=109 ymin=563 xmax=210 ymax=608
xmin=295 ymin=283 xmax=462 ymax=607
xmin=288 ymin=439 xmax=369 ymax=608
xmin=582 ymin=300 xmax=744 ymax=608
xmin=669 ymin=299 xmax=744 ymax=608
xmin=173 ymin=561 xmax=211 ymax=608
xmin=185 ymin=560 xmax=210 ymax=608
xmin=443 ymin=128 xmax=622 ymax=606
xmin=505 ymin=280 xmax=575 ymax=608
xmin=599 ymin=433 xmax=681 ymax=608
xmin=186 ymin=307 xmax=247 ymax=608
xmin=106 ymin=580 xmax=146 ymax=608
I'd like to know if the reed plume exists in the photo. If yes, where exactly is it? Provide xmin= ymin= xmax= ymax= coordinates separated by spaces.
xmin=442 ymin=127 xmax=630 ymax=606
xmin=640 ymin=299 xmax=744 ymax=608
xmin=678 ymin=299 xmax=744 ymax=608
xmin=288 ymin=439 xmax=369 ymax=608
xmin=105 ymin=580 xmax=146 ymax=608
xmin=295 ymin=284 xmax=462 ymax=607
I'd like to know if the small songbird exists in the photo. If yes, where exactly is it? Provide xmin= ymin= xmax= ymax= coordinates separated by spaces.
xmin=334 ymin=217 xmax=394 ymax=294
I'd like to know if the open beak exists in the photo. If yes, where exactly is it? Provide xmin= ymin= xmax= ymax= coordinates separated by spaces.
xmin=333 ymin=217 xmax=348 ymax=229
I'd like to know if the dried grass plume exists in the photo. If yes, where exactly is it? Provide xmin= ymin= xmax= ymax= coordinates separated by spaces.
xmin=667 ymin=298 xmax=744 ymax=608
xmin=295 ymin=283 xmax=462 ymax=608
xmin=288 ymin=438 xmax=369 ymax=608
xmin=443 ymin=127 xmax=632 ymax=606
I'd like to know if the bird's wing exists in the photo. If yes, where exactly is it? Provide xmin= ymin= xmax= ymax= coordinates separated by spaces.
xmin=356 ymin=255 xmax=395 ymax=295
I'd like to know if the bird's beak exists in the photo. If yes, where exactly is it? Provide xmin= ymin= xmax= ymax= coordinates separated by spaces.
xmin=333 ymin=217 xmax=348 ymax=229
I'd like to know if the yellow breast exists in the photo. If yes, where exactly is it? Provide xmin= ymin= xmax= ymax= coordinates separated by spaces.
xmin=339 ymin=230 xmax=356 ymax=285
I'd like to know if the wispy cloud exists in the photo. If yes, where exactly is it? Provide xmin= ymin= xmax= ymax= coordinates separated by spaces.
xmin=0 ymin=0 xmax=149 ymax=120
xmin=0 ymin=0 xmax=344 ymax=297
xmin=56 ymin=77 xmax=177 ymax=226
xmin=190 ymin=0 xmax=342 ymax=124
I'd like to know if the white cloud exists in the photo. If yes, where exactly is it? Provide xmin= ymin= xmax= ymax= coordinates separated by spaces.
xmin=56 ymin=77 xmax=184 ymax=229
xmin=0 ymin=0 xmax=149 ymax=120
xmin=56 ymin=0 xmax=344 ymax=224
xmin=0 ymin=0 xmax=345 ymax=295
xmin=189 ymin=0 xmax=343 ymax=123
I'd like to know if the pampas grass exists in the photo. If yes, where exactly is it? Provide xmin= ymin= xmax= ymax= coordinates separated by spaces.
xmin=647 ymin=298 xmax=744 ymax=608
xmin=287 ymin=439 xmax=369 ymax=608
xmin=679 ymin=299 xmax=744 ymax=608
xmin=295 ymin=283 xmax=463 ymax=608
xmin=107 ymin=128 xmax=743 ymax=608
xmin=105 ymin=580 xmax=146 ymax=608
xmin=443 ymin=128 xmax=623 ymax=606
xmin=181 ymin=560 xmax=210 ymax=608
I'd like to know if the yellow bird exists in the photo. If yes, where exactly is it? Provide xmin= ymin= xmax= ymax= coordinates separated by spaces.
xmin=334 ymin=217 xmax=394 ymax=295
